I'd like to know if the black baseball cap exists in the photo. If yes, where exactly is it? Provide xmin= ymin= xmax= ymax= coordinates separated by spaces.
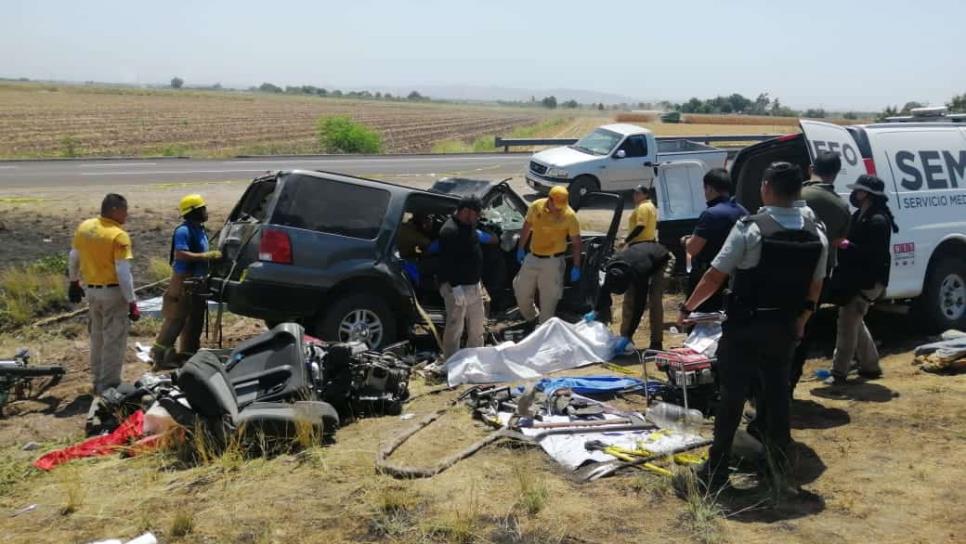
xmin=457 ymin=195 xmax=482 ymax=212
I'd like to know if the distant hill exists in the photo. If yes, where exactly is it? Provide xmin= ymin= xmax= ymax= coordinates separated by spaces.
xmin=368 ymin=85 xmax=640 ymax=105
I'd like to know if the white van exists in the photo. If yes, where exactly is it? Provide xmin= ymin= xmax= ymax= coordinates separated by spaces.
xmin=730 ymin=119 xmax=966 ymax=331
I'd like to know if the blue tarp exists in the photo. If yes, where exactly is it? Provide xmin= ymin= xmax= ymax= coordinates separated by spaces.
xmin=534 ymin=375 xmax=646 ymax=396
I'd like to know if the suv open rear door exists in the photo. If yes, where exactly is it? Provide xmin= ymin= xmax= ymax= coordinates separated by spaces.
xmin=799 ymin=120 xmax=868 ymax=194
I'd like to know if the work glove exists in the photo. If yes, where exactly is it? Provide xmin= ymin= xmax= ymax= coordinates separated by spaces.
xmin=128 ymin=302 xmax=141 ymax=322
xmin=68 ymin=281 xmax=85 ymax=303
xmin=476 ymin=230 xmax=495 ymax=244
xmin=451 ymin=285 xmax=467 ymax=307
xmin=583 ymin=311 xmax=597 ymax=323
xmin=203 ymin=250 xmax=223 ymax=260
xmin=611 ymin=336 xmax=634 ymax=357
xmin=569 ymin=267 xmax=581 ymax=283
xmin=516 ymin=247 xmax=526 ymax=264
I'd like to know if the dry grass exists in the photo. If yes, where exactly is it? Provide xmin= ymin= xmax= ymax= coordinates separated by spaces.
xmin=615 ymin=111 xmax=661 ymax=123
xmin=0 ymin=261 xmax=69 ymax=330
xmin=146 ymin=256 xmax=172 ymax=284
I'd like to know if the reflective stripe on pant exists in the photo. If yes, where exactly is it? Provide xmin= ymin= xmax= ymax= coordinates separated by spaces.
xmin=440 ymin=282 xmax=485 ymax=359
xmin=831 ymin=283 xmax=884 ymax=379
xmin=87 ymin=286 xmax=130 ymax=394
xmin=513 ymin=254 xmax=565 ymax=324
xmin=155 ymin=275 xmax=206 ymax=356
xmin=620 ymin=253 xmax=675 ymax=345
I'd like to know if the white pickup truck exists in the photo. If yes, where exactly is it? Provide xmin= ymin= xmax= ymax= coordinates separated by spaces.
xmin=525 ymin=123 xmax=729 ymax=209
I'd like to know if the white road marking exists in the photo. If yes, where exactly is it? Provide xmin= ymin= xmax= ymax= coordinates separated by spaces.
xmin=81 ymin=162 xmax=159 ymax=168
xmin=0 ymin=166 xmax=18 ymax=169
xmin=81 ymin=169 xmax=271 ymax=176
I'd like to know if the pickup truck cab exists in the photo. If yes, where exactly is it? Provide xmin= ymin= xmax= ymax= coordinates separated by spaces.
xmin=731 ymin=119 xmax=966 ymax=331
xmin=526 ymin=123 xmax=728 ymax=207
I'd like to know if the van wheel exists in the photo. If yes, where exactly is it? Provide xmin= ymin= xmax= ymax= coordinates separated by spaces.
xmin=568 ymin=176 xmax=599 ymax=208
xmin=314 ymin=293 xmax=397 ymax=349
xmin=918 ymin=256 xmax=966 ymax=332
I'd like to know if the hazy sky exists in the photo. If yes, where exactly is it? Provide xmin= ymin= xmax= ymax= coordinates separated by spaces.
xmin=3 ymin=0 xmax=964 ymax=110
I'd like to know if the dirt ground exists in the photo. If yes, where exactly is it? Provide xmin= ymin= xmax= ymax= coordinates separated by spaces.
xmin=1 ymin=180 xmax=964 ymax=544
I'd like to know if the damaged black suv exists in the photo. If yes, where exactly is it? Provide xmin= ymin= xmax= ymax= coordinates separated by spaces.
xmin=209 ymin=170 xmax=622 ymax=349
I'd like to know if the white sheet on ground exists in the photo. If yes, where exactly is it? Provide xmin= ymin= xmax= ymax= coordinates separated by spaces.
xmin=496 ymin=412 xmax=707 ymax=470
xmin=445 ymin=317 xmax=616 ymax=386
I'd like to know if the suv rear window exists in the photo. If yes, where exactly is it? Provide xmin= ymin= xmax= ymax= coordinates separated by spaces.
xmin=272 ymin=174 xmax=390 ymax=239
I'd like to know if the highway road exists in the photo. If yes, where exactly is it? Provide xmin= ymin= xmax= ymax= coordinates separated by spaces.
xmin=0 ymin=154 xmax=531 ymax=190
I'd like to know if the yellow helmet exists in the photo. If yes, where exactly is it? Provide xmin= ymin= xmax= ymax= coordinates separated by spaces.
xmin=179 ymin=194 xmax=206 ymax=217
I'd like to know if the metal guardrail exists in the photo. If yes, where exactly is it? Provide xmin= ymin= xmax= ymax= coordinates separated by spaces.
xmin=494 ymin=134 xmax=776 ymax=152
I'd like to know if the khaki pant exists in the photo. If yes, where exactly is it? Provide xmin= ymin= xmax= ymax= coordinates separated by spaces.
xmin=620 ymin=253 xmax=675 ymax=346
xmin=831 ymin=283 xmax=884 ymax=379
xmin=441 ymin=282 xmax=485 ymax=359
xmin=87 ymin=286 xmax=130 ymax=394
xmin=513 ymin=254 xmax=565 ymax=324
xmin=153 ymin=275 xmax=207 ymax=364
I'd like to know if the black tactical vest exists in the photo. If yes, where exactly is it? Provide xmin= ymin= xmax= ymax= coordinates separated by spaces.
xmin=728 ymin=213 xmax=823 ymax=321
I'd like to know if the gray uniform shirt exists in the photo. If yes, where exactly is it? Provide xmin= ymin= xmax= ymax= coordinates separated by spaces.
xmin=711 ymin=205 xmax=829 ymax=282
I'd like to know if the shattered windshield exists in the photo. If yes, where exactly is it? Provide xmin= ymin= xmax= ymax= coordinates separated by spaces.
xmin=572 ymin=129 xmax=622 ymax=156
xmin=482 ymin=194 xmax=524 ymax=231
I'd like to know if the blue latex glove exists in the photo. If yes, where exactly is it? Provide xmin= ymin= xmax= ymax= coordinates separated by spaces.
xmin=569 ymin=267 xmax=581 ymax=283
xmin=612 ymin=336 xmax=633 ymax=357
xmin=583 ymin=311 xmax=597 ymax=323
xmin=516 ymin=247 xmax=526 ymax=264
xmin=476 ymin=230 xmax=495 ymax=244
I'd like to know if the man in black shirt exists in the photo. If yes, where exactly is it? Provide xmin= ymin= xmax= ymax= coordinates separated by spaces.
xmin=593 ymin=240 xmax=671 ymax=351
xmin=681 ymin=168 xmax=748 ymax=312
xmin=437 ymin=196 xmax=497 ymax=358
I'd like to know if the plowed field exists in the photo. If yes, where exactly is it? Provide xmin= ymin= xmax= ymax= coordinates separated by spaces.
xmin=0 ymin=83 xmax=548 ymax=157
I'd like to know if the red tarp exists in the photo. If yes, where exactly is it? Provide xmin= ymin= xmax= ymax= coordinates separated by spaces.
xmin=34 ymin=410 xmax=144 ymax=471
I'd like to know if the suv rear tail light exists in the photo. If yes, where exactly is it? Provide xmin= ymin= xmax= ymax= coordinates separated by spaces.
xmin=258 ymin=228 xmax=292 ymax=264
xmin=776 ymin=133 xmax=799 ymax=142
xmin=863 ymin=158 xmax=877 ymax=175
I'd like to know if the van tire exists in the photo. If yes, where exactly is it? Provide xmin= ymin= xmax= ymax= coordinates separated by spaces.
xmin=917 ymin=256 xmax=966 ymax=332
xmin=313 ymin=293 xmax=397 ymax=349
xmin=568 ymin=176 xmax=599 ymax=208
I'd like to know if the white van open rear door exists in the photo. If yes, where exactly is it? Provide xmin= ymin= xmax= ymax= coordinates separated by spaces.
xmin=799 ymin=120 xmax=868 ymax=193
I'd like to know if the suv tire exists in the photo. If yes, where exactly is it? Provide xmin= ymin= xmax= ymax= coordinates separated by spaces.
xmin=917 ymin=256 xmax=966 ymax=332
xmin=314 ymin=293 xmax=397 ymax=349
xmin=568 ymin=175 xmax=599 ymax=208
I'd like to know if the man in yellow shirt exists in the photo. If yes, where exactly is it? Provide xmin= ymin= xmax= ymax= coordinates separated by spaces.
xmin=68 ymin=194 xmax=139 ymax=395
xmin=624 ymin=185 xmax=658 ymax=245
xmin=514 ymin=186 xmax=582 ymax=324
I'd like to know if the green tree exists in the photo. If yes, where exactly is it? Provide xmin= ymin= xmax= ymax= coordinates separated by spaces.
xmin=804 ymin=108 xmax=827 ymax=118
xmin=259 ymin=82 xmax=282 ymax=93
xmin=876 ymin=105 xmax=899 ymax=122
xmin=901 ymin=101 xmax=925 ymax=114
xmin=541 ymin=96 xmax=557 ymax=109
xmin=316 ymin=116 xmax=382 ymax=154
xmin=843 ymin=111 xmax=859 ymax=120
xmin=947 ymin=93 xmax=966 ymax=112
xmin=170 ymin=77 xmax=184 ymax=89
xmin=407 ymin=90 xmax=424 ymax=100
xmin=561 ymin=99 xmax=579 ymax=108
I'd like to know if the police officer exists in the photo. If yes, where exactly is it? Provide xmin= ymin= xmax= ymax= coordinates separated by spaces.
xmin=436 ymin=196 xmax=498 ymax=358
xmin=514 ymin=186 xmax=582 ymax=324
xmin=680 ymin=168 xmax=748 ymax=312
xmin=68 ymin=193 xmax=140 ymax=395
xmin=678 ymin=162 xmax=828 ymax=489
xmin=150 ymin=194 xmax=221 ymax=369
